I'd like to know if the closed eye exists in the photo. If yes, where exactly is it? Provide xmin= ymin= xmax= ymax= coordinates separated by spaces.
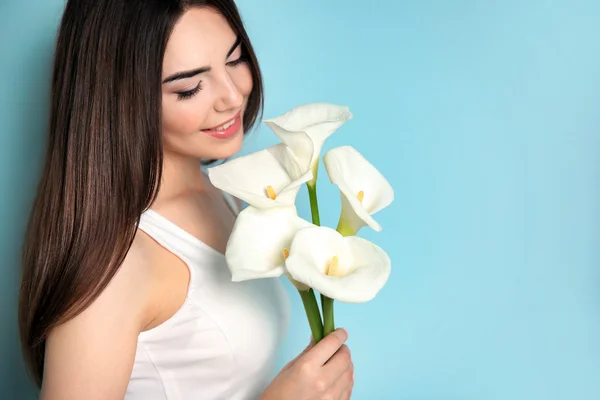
xmin=226 ymin=56 xmax=246 ymax=67
xmin=225 ymin=36 xmax=246 ymax=67
xmin=176 ymin=82 xmax=202 ymax=100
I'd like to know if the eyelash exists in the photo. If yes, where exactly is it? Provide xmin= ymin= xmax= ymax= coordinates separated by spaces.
xmin=226 ymin=55 xmax=247 ymax=67
xmin=175 ymin=54 xmax=247 ymax=101
xmin=177 ymin=82 xmax=203 ymax=100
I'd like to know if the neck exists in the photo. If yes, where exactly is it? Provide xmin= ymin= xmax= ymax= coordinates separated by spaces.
xmin=154 ymin=150 xmax=207 ymax=204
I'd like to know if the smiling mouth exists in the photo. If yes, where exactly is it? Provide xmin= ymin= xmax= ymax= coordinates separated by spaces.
xmin=202 ymin=112 xmax=241 ymax=132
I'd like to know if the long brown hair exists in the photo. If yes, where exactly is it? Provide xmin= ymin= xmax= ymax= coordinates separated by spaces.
xmin=18 ymin=0 xmax=263 ymax=387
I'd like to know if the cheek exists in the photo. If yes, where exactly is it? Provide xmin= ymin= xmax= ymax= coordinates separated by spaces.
xmin=232 ymin=64 xmax=254 ymax=98
xmin=162 ymin=97 xmax=209 ymax=135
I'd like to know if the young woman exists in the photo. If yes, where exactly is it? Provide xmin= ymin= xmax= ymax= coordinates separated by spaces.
xmin=18 ymin=1 xmax=354 ymax=399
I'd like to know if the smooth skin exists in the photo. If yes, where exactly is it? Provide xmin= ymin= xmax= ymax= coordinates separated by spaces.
xmin=41 ymin=7 xmax=353 ymax=400
xmin=261 ymin=329 xmax=355 ymax=400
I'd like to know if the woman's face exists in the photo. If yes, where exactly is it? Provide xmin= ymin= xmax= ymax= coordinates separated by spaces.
xmin=161 ymin=7 xmax=253 ymax=160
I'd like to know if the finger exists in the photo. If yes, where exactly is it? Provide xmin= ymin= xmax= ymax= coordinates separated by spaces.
xmin=323 ymin=344 xmax=352 ymax=379
xmin=295 ymin=336 xmax=315 ymax=359
xmin=328 ymin=367 xmax=353 ymax=400
xmin=344 ymin=374 xmax=355 ymax=399
xmin=340 ymin=369 xmax=355 ymax=400
xmin=341 ymin=387 xmax=352 ymax=400
xmin=282 ymin=337 xmax=315 ymax=372
xmin=302 ymin=328 xmax=348 ymax=366
xmin=299 ymin=337 xmax=316 ymax=355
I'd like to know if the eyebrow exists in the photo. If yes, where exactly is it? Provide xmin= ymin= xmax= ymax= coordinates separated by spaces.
xmin=162 ymin=35 xmax=242 ymax=84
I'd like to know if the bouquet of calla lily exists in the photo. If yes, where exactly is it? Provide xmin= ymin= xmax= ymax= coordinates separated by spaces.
xmin=207 ymin=102 xmax=394 ymax=343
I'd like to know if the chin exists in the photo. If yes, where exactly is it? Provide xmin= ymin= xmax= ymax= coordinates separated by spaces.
xmin=201 ymin=128 xmax=245 ymax=160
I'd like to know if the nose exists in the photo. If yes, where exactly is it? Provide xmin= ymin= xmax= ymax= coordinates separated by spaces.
xmin=213 ymin=70 xmax=243 ymax=113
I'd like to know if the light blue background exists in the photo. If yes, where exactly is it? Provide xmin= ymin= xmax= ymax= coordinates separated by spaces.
xmin=1 ymin=0 xmax=599 ymax=398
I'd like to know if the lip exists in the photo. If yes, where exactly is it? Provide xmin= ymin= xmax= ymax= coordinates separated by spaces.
xmin=201 ymin=111 xmax=242 ymax=139
xmin=202 ymin=112 xmax=241 ymax=131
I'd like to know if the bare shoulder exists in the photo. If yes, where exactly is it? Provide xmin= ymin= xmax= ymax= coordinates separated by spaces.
xmin=41 ymin=230 xmax=153 ymax=400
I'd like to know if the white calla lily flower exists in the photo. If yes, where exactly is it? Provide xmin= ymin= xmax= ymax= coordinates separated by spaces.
xmin=263 ymin=103 xmax=353 ymax=184
xmin=323 ymin=146 xmax=394 ymax=235
xmin=207 ymin=143 xmax=313 ymax=209
xmin=225 ymin=205 xmax=312 ymax=289
xmin=285 ymin=226 xmax=391 ymax=303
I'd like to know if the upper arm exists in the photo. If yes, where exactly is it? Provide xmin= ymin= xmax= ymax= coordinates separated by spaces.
xmin=41 ymin=241 xmax=150 ymax=400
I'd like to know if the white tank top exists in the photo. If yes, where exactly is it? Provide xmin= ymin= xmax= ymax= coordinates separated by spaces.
xmin=125 ymin=195 xmax=290 ymax=400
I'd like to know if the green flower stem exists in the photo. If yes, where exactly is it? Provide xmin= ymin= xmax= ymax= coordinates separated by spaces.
xmin=307 ymin=183 xmax=321 ymax=227
xmin=299 ymin=288 xmax=324 ymax=342
xmin=307 ymin=181 xmax=336 ymax=337
xmin=321 ymin=294 xmax=335 ymax=336
xmin=336 ymin=214 xmax=356 ymax=237
xmin=326 ymin=213 xmax=358 ymax=335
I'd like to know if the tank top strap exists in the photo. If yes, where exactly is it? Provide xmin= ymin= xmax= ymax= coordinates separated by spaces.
xmin=138 ymin=209 xmax=224 ymax=264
